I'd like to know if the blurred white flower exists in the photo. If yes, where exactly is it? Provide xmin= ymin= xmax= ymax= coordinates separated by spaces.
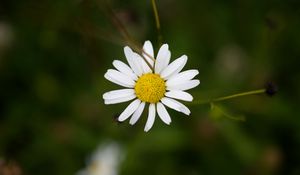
xmin=0 ymin=22 xmax=13 ymax=50
xmin=77 ymin=142 xmax=123 ymax=175
xmin=103 ymin=40 xmax=200 ymax=132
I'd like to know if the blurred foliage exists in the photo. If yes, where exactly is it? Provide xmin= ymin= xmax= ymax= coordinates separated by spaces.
xmin=0 ymin=0 xmax=300 ymax=174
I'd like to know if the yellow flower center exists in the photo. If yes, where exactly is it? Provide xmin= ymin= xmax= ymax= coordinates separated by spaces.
xmin=134 ymin=73 xmax=166 ymax=103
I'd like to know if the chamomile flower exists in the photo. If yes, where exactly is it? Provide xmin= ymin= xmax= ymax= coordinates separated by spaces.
xmin=103 ymin=40 xmax=200 ymax=132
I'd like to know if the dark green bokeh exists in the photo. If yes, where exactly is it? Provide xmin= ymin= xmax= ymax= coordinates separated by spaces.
xmin=0 ymin=0 xmax=300 ymax=174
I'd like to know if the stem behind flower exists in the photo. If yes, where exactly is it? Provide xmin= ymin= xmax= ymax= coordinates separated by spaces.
xmin=151 ymin=0 xmax=163 ymax=46
xmin=99 ymin=0 xmax=155 ymax=70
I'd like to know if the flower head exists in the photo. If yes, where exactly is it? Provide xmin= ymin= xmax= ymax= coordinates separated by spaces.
xmin=103 ymin=40 xmax=200 ymax=132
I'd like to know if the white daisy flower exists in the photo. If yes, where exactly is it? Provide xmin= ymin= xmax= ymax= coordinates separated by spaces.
xmin=103 ymin=40 xmax=200 ymax=132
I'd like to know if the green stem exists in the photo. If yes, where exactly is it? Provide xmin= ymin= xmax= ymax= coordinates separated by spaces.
xmin=212 ymin=89 xmax=265 ymax=102
xmin=191 ymin=89 xmax=265 ymax=105
xmin=151 ymin=0 xmax=163 ymax=46
xmin=211 ymin=103 xmax=246 ymax=121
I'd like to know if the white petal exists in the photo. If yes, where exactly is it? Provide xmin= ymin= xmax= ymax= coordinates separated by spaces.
xmin=104 ymin=74 xmax=128 ymax=87
xmin=129 ymin=102 xmax=145 ymax=125
xmin=103 ymin=89 xmax=135 ymax=100
xmin=118 ymin=99 xmax=141 ymax=122
xmin=167 ymin=80 xmax=200 ymax=91
xmin=157 ymin=102 xmax=171 ymax=125
xmin=113 ymin=60 xmax=138 ymax=81
xmin=166 ymin=69 xmax=199 ymax=86
xmin=124 ymin=46 xmax=143 ymax=76
xmin=160 ymin=55 xmax=188 ymax=79
xmin=161 ymin=97 xmax=191 ymax=115
xmin=142 ymin=40 xmax=154 ymax=66
xmin=104 ymin=69 xmax=135 ymax=88
xmin=162 ymin=51 xmax=171 ymax=70
xmin=165 ymin=90 xmax=193 ymax=101
xmin=144 ymin=104 xmax=156 ymax=132
xmin=134 ymin=53 xmax=152 ymax=74
xmin=104 ymin=95 xmax=136 ymax=104
xmin=155 ymin=44 xmax=170 ymax=73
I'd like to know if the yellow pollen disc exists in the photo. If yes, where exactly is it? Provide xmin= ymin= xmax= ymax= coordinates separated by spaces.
xmin=134 ymin=73 xmax=166 ymax=103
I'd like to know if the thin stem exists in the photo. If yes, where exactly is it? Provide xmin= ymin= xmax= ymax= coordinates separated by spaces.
xmin=191 ymin=89 xmax=266 ymax=105
xmin=211 ymin=103 xmax=246 ymax=121
xmin=80 ymin=23 xmax=125 ymax=46
xmin=132 ymin=45 xmax=155 ymax=62
xmin=212 ymin=89 xmax=265 ymax=102
xmin=103 ymin=1 xmax=131 ymax=43
xmin=151 ymin=0 xmax=163 ymax=46
xmin=100 ymin=0 xmax=155 ymax=70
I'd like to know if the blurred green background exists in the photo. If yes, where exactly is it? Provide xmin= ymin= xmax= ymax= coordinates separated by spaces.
xmin=1 ymin=0 xmax=300 ymax=174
